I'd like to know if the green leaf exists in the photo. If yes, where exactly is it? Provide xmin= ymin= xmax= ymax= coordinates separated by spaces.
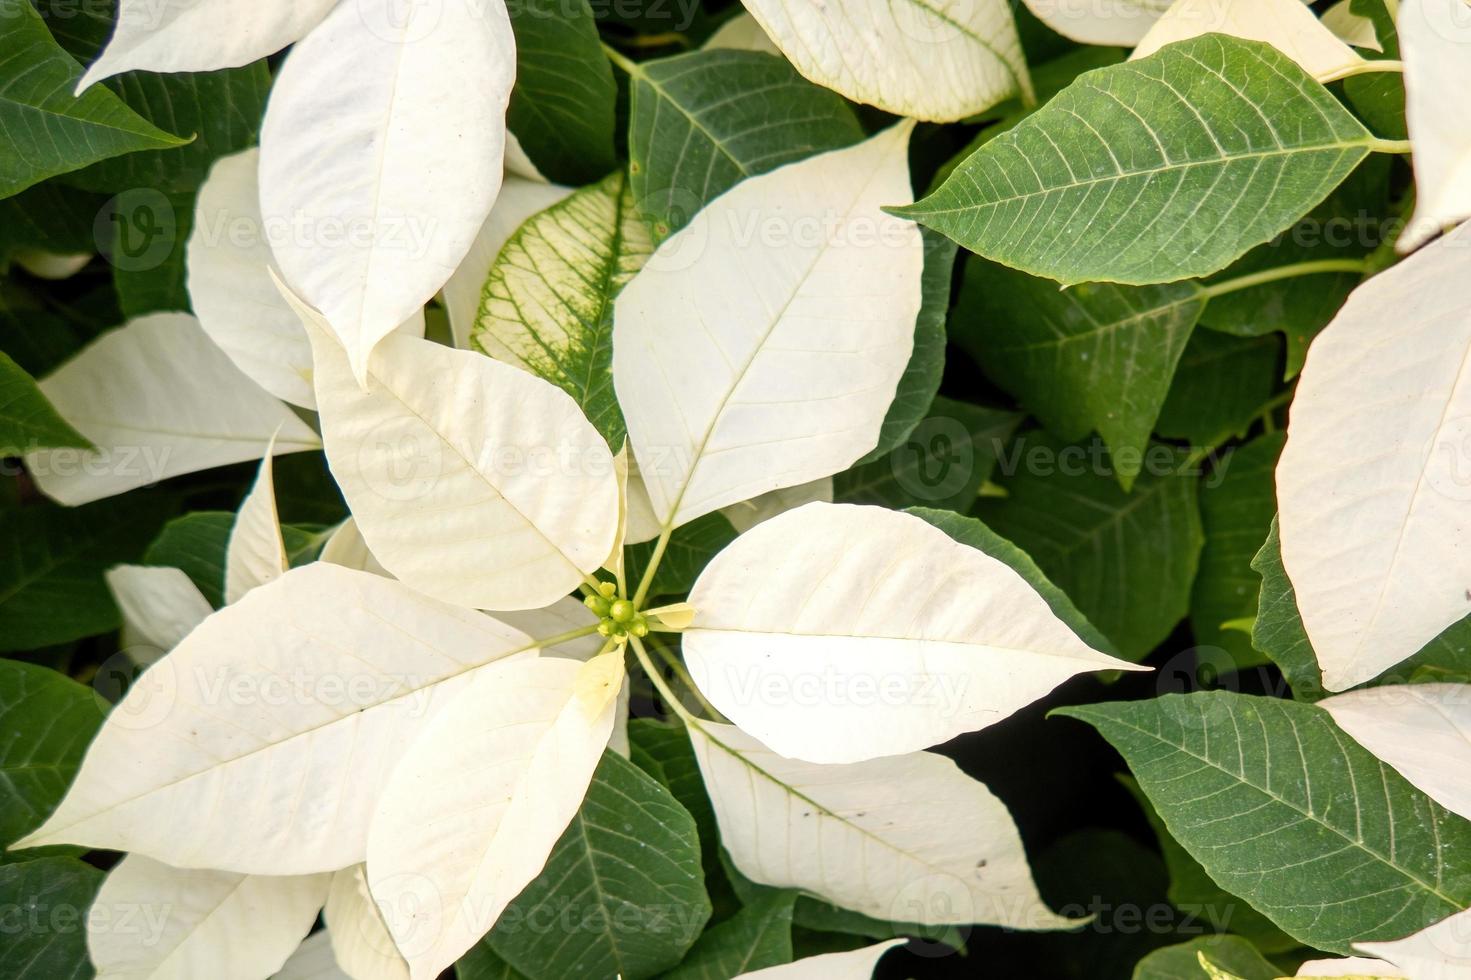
xmin=483 ymin=750 xmax=711 ymax=980
xmin=952 ymin=256 xmax=1203 ymax=489
xmin=0 ymin=496 xmax=169 ymax=652
xmin=912 ymin=506 xmax=1121 ymax=657
xmin=111 ymin=188 xmax=194 ymax=317
xmin=623 ymin=512 xmax=737 ymax=599
xmin=975 ymin=433 xmax=1204 ymax=659
xmin=860 ymin=228 xmax=956 ymax=464
xmin=1121 ymin=776 xmax=1296 ymax=953
xmin=0 ymin=181 xmax=107 ymax=261
xmin=1197 ymin=157 xmax=1388 ymax=377
xmin=661 ymin=890 xmax=797 ymax=980
xmin=627 ymin=49 xmax=863 ymax=238
xmin=1351 ymin=0 xmax=1399 ymax=57
xmin=1132 ymin=936 xmax=1278 ymax=980
xmin=1155 ymin=332 xmax=1279 ymax=447
xmin=0 ymin=856 xmax=101 ymax=979
xmin=506 ymin=0 xmax=617 ymax=184
xmin=141 ymin=511 xmax=233 ymax=608
xmin=0 ymin=2 xmax=186 ymax=199
xmin=65 ymin=72 xmax=267 ymax=195
xmin=141 ymin=510 xmax=321 ymax=609
xmin=472 ymin=170 xmax=648 ymax=449
xmin=719 ymin=847 xmax=965 ymax=950
xmin=0 ymin=283 xmax=110 ymax=377
xmin=834 ymin=397 xmax=1023 ymax=513
xmin=1029 ymin=829 xmax=1184 ymax=979
xmin=1189 ymin=434 xmax=1283 ymax=669
xmin=0 ymin=351 xmax=91 ymax=456
xmin=0 ymin=659 xmax=100 ymax=853
xmin=37 ymin=0 xmax=269 ymax=194
xmin=1248 ymin=519 xmax=1323 ymax=700
xmin=628 ymin=718 xmax=742 ymax=922
xmin=897 ymin=36 xmax=1377 ymax=286
xmin=1249 ymin=519 xmax=1471 ymax=701
xmin=456 ymin=945 xmax=530 ymax=980
xmin=1058 ymin=692 xmax=1471 ymax=954
xmin=1344 ymin=71 xmax=1406 ymax=142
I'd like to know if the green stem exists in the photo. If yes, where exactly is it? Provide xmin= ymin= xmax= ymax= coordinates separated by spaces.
xmin=522 ymin=623 xmax=603 ymax=654
xmin=1199 ymin=258 xmax=1369 ymax=301
xmin=1369 ymin=138 xmax=1414 ymax=155
xmin=1175 ymin=444 xmax=1217 ymax=475
xmin=1321 ymin=59 xmax=1404 ymax=82
xmin=630 ymin=636 xmax=697 ymax=724
xmin=1254 ymin=388 xmax=1295 ymax=432
xmin=632 ymin=522 xmax=674 ymax=608
xmin=624 ymin=31 xmax=692 ymax=49
xmin=600 ymin=42 xmax=643 ymax=77
xmin=646 ymin=633 xmax=725 ymax=721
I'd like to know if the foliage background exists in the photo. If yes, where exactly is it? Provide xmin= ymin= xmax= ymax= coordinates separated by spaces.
xmin=0 ymin=0 xmax=1438 ymax=976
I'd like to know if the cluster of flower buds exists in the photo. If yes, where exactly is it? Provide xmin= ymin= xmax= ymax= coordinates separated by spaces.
xmin=584 ymin=581 xmax=650 ymax=640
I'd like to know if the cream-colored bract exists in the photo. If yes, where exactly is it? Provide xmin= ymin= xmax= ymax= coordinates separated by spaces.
xmin=689 ymin=721 xmax=1071 ymax=929
xmin=313 ymin=520 xmax=625 ymax=754
xmin=1019 ymin=0 xmax=1173 ymax=44
xmin=1321 ymin=683 xmax=1471 ymax=822
xmin=295 ymin=297 xmax=620 ymax=611
xmin=685 ymin=504 xmax=1140 ymax=763
xmin=614 ymin=126 xmax=924 ymax=531
xmin=224 ymin=442 xmax=289 ymax=605
xmin=367 ymin=654 xmax=622 ymax=980
xmin=187 ymin=150 xmax=427 ymax=409
xmin=442 ymin=177 xmax=572 ymax=349
xmin=1321 ymin=0 xmax=1382 ymax=50
xmin=188 ymin=149 xmax=315 ymax=410
xmin=88 ymin=854 xmax=328 ymax=980
xmin=1130 ymin=0 xmax=1362 ymax=81
xmin=74 ymin=0 xmax=338 ymax=90
xmin=704 ymin=12 xmax=781 ymax=54
xmin=13 ymin=250 xmax=91 ymax=280
xmin=105 ymin=565 xmax=212 ymax=659
xmin=324 ymin=865 xmax=409 ymax=980
xmin=473 ymin=172 xmax=652 ymax=407
xmin=25 ymin=313 xmax=319 ymax=506
xmin=258 ymin=0 xmax=516 ymax=383
xmin=622 ymin=454 xmax=664 ymax=545
xmin=738 ymin=0 xmax=1030 ymax=120
xmin=1355 ymin=906 xmax=1471 ymax=978
xmin=735 ymin=940 xmax=904 ymax=978
xmin=318 ymin=518 xmax=391 ymax=578
xmin=1277 ymin=222 xmax=1471 ymax=692
xmin=15 ymin=564 xmax=537 ymax=874
xmin=1295 ymin=958 xmax=1404 ymax=977
xmin=1398 ymin=0 xmax=1471 ymax=251
xmin=275 ymin=933 xmax=350 ymax=980
xmin=501 ymin=595 xmax=632 ymax=757
xmin=720 ymin=477 xmax=833 ymax=533
xmin=498 ymin=595 xmax=606 ymax=662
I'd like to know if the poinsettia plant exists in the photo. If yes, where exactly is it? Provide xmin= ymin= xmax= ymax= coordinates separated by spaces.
xmin=3 ymin=0 xmax=1471 ymax=977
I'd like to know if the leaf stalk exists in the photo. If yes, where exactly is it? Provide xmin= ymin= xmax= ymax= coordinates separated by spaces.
xmin=1199 ymin=258 xmax=1370 ymax=301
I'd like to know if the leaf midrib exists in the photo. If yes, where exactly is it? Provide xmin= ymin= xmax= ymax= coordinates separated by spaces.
xmin=995 ymin=291 xmax=1204 ymax=355
xmin=658 ymin=135 xmax=906 ymax=527
xmin=696 ymin=722 xmax=966 ymax=885
xmin=1094 ymin=709 xmax=1463 ymax=908
xmin=912 ymin=141 xmax=1374 ymax=217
